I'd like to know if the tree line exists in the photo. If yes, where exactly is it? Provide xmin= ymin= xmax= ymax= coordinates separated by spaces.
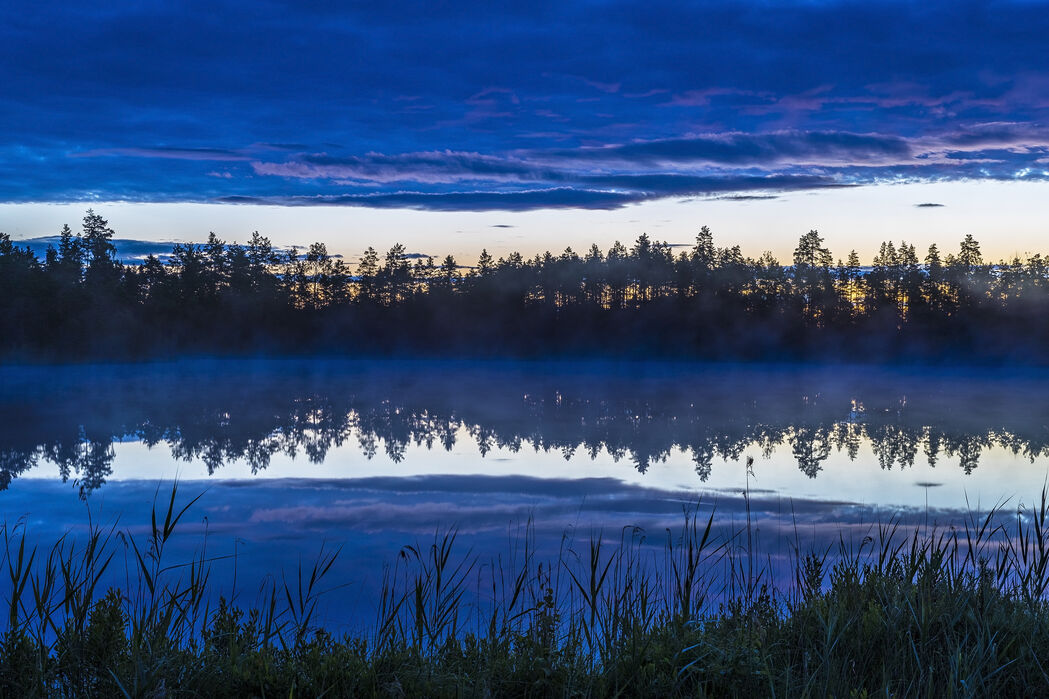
xmin=2 ymin=209 xmax=1048 ymax=361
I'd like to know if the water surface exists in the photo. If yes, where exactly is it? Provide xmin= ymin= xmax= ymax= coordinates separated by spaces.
xmin=2 ymin=360 xmax=1048 ymax=628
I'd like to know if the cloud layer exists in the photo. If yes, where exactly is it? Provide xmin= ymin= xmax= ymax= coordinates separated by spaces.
xmin=3 ymin=1 xmax=1049 ymax=211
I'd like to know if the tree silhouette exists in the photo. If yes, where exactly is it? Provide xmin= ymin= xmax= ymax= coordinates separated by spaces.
xmin=81 ymin=209 xmax=120 ymax=289
xmin=4 ymin=211 xmax=1049 ymax=363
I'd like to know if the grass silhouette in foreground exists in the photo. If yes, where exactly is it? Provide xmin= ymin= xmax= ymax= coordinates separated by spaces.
xmin=5 ymin=212 xmax=1049 ymax=362
xmin=3 ymin=483 xmax=1049 ymax=696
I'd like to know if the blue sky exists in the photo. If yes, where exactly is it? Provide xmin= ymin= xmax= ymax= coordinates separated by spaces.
xmin=3 ymin=1 xmax=1049 ymax=258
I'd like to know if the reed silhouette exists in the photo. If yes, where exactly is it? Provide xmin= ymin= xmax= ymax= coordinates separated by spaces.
xmin=4 ymin=482 xmax=1049 ymax=696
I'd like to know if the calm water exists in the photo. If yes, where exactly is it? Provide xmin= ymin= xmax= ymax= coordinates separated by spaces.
xmin=3 ymin=359 xmax=1049 ymax=628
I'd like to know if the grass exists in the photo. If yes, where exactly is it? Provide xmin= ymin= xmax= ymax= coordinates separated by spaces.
xmin=3 ymin=483 xmax=1049 ymax=696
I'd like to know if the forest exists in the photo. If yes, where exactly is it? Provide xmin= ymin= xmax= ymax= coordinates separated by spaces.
xmin=2 ymin=210 xmax=1047 ymax=362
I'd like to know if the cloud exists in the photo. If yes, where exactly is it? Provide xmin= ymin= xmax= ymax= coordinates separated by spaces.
xmin=219 ymin=188 xmax=641 ymax=211
xmin=247 ymin=500 xmax=542 ymax=531
xmin=939 ymin=123 xmax=1049 ymax=148
xmin=213 ymin=170 xmax=856 ymax=211
xmin=915 ymin=202 xmax=945 ymax=208
xmin=576 ymin=173 xmax=849 ymax=195
xmin=74 ymin=147 xmax=250 ymax=162
xmin=554 ymin=131 xmax=913 ymax=167
xmin=252 ymin=151 xmax=557 ymax=184
xmin=244 ymin=132 xmax=916 ymax=190
xmin=5 ymin=2 xmax=1049 ymax=210
xmin=212 ymin=133 xmax=885 ymax=210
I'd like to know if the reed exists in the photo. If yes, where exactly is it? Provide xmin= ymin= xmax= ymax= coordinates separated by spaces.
xmin=3 ymin=483 xmax=1049 ymax=696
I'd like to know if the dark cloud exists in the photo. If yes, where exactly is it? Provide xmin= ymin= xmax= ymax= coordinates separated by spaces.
xmin=942 ymin=147 xmax=1047 ymax=162
xmin=253 ymin=132 xmax=914 ymax=186
xmin=915 ymin=202 xmax=945 ymax=208
xmin=75 ymin=147 xmax=250 ymax=162
xmin=716 ymin=195 xmax=779 ymax=201
xmin=217 ymin=173 xmax=852 ymax=211
xmin=255 ymin=151 xmax=558 ymax=184
xmin=577 ymin=173 xmax=849 ymax=195
xmin=940 ymin=123 xmax=1049 ymax=148
xmin=220 ymin=188 xmax=641 ymax=211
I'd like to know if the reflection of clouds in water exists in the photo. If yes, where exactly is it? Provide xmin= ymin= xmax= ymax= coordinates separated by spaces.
xmin=0 ymin=472 xmax=1036 ymax=631
xmin=248 ymin=501 xmax=542 ymax=532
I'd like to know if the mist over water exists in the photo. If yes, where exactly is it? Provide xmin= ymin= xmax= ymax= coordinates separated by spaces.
xmin=3 ymin=359 xmax=1049 ymax=627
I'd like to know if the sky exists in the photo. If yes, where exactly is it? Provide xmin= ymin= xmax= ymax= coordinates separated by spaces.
xmin=3 ymin=0 xmax=1049 ymax=262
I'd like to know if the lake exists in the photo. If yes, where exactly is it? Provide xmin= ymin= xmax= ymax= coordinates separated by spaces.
xmin=2 ymin=359 xmax=1048 ymax=632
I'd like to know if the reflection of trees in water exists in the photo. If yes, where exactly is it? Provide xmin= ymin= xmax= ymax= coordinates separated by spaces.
xmin=830 ymin=422 xmax=862 ymax=461
xmin=0 ymin=449 xmax=37 ymax=491
xmin=692 ymin=446 xmax=714 ymax=481
xmin=19 ymin=431 xmax=115 ymax=496
xmin=868 ymin=424 xmax=920 ymax=471
xmin=790 ymin=427 xmax=832 ymax=478
xmin=3 ymin=374 xmax=1049 ymax=495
